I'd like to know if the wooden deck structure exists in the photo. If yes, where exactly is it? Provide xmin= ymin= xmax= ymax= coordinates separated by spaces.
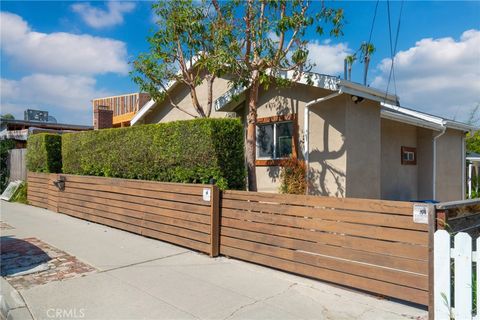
xmin=92 ymin=93 xmax=150 ymax=127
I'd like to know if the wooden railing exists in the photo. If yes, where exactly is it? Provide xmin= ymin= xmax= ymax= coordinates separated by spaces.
xmin=92 ymin=93 xmax=150 ymax=125
xmin=435 ymin=199 xmax=480 ymax=238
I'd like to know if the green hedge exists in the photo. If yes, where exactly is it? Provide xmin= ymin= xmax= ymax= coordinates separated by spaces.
xmin=0 ymin=139 xmax=15 ymax=192
xmin=26 ymin=133 xmax=62 ymax=173
xmin=62 ymin=118 xmax=245 ymax=190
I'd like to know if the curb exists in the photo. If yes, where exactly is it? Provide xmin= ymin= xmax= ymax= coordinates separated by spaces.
xmin=0 ymin=277 xmax=33 ymax=320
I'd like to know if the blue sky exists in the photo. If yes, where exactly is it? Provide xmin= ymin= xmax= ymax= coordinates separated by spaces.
xmin=1 ymin=1 xmax=479 ymax=125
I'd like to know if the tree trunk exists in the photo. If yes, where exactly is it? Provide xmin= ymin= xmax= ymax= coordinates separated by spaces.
xmin=189 ymin=86 xmax=206 ymax=118
xmin=246 ymin=71 xmax=260 ymax=191
xmin=348 ymin=66 xmax=352 ymax=81
xmin=363 ymin=56 xmax=369 ymax=85
xmin=206 ymin=76 xmax=214 ymax=117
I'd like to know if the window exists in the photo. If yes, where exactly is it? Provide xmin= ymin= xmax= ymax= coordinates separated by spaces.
xmin=401 ymin=146 xmax=417 ymax=165
xmin=257 ymin=120 xmax=294 ymax=160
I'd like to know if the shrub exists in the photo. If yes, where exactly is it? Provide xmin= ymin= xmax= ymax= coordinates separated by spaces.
xmin=0 ymin=139 xmax=15 ymax=192
xmin=279 ymin=157 xmax=306 ymax=194
xmin=62 ymin=118 xmax=245 ymax=190
xmin=26 ymin=133 xmax=62 ymax=173
xmin=11 ymin=182 xmax=27 ymax=204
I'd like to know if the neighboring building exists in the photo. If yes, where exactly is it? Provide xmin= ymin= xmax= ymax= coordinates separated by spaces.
xmin=467 ymin=152 xmax=480 ymax=199
xmin=0 ymin=109 xmax=92 ymax=147
xmin=92 ymin=93 xmax=150 ymax=128
xmin=120 ymin=72 xmax=473 ymax=202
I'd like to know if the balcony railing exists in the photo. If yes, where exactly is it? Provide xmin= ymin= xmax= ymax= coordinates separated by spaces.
xmin=92 ymin=93 xmax=150 ymax=126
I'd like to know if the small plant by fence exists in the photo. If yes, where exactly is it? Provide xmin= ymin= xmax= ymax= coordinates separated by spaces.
xmin=434 ymin=230 xmax=478 ymax=320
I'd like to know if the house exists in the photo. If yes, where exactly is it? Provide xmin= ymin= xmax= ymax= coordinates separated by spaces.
xmin=466 ymin=152 xmax=480 ymax=198
xmin=1 ymin=109 xmax=92 ymax=148
xmin=102 ymin=72 xmax=474 ymax=202
xmin=91 ymin=93 xmax=150 ymax=128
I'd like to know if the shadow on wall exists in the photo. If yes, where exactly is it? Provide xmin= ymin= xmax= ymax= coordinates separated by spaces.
xmin=308 ymin=107 xmax=346 ymax=197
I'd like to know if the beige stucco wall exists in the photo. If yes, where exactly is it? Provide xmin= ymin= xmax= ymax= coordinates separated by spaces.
xmin=253 ymin=83 xmax=349 ymax=195
xmin=143 ymin=73 xmax=234 ymax=124
xmin=417 ymin=128 xmax=434 ymax=199
xmin=344 ymin=99 xmax=381 ymax=199
xmin=380 ymin=119 xmax=419 ymax=200
xmin=253 ymin=84 xmax=382 ymax=198
xmin=436 ymin=129 xmax=464 ymax=201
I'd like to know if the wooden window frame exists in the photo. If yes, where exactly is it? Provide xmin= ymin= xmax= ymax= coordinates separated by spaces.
xmin=401 ymin=146 xmax=417 ymax=165
xmin=255 ymin=114 xmax=298 ymax=166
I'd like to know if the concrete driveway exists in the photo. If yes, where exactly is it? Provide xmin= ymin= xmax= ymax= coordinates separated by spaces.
xmin=0 ymin=201 xmax=428 ymax=320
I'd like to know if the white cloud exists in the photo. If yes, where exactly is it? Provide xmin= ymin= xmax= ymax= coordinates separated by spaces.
xmin=267 ymin=33 xmax=351 ymax=76
xmin=307 ymin=40 xmax=351 ymax=75
xmin=0 ymin=11 xmax=129 ymax=75
xmin=372 ymin=29 xmax=480 ymax=121
xmin=71 ymin=1 xmax=136 ymax=29
xmin=1 ymin=74 xmax=113 ymax=124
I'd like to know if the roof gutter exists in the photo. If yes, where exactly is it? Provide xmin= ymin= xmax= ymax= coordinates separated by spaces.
xmin=304 ymin=90 xmax=343 ymax=194
xmin=380 ymin=110 xmax=444 ymax=131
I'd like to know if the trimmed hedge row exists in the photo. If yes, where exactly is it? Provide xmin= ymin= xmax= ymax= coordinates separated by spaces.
xmin=0 ymin=139 xmax=15 ymax=192
xmin=61 ymin=118 xmax=245 ymax=190
xmin=26 ymin=133 xmax=62 ymax=173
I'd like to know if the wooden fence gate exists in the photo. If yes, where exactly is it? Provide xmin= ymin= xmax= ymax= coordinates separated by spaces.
xmin=7 ymin=148 xmax=27 ymax=181
xmin=220 ymin=190 xmax=430 ymax=305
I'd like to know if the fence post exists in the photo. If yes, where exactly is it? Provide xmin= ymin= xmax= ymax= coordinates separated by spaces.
xmin=436 ymin=209 xmax=447 ymax=230
xmin=428 ymin=204 xmax=437 ymax=320
xmin=210 ymin=184 xmax=220 ymax=257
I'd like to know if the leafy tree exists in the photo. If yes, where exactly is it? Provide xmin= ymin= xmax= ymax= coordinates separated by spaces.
xmin=345 ymin=54 xmax=356 ymax=81
xmin=466 ymin=104 xmax=480 ymax=154
xmin=360 ymin=42 xmax=375 ymax=85
xmin=210 ymin=0 xmax=344 ymax=190
xmin=0 ymin=114 xmax=15 ymax=120
xmin=131 ymin=0 xmax=229 ymax=118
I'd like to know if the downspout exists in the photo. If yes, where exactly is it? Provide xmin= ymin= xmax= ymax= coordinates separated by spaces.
xmin=432 ymin=124 xmax=446 ymax=201
xmin=304 ymin=90 xmax=343 ymax=194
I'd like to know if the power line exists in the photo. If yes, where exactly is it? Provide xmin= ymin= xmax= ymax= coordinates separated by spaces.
xmin=367 ymin=0 xmax=380 ymax=45
xmin=385 ymin=0 xmax=404 ymax=103
xmin=392 ymin=0 xmax=404 ymax=98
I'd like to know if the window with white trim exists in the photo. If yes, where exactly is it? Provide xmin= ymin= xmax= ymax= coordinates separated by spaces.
xmin=257 ymin=121 xmax=293 ymax=159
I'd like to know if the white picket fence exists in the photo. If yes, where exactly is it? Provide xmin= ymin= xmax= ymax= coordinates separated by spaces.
xmin=434 ymin=230 xmax=479 ymax=319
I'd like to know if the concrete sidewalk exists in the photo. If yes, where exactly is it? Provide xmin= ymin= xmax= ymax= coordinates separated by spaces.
xmin=0 ymin=201 xmax=428 ymax=320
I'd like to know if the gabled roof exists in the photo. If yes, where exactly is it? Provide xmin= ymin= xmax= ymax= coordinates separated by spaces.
xmin=212 ymin=72 xmax=399 ymax=112
xmin=131 ymin=68 xmax=476 ymax=133
xmin=131 ymin=54 xmax=202 ymax=125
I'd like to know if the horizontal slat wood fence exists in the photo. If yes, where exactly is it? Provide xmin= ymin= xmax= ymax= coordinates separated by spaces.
xmin=27 ymin=172 xmax=219 ymax=256
xmin=27 ymin=172 xmax=430 ymax=306
xmin=220 ymin=190 xmax=430 ymax=306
